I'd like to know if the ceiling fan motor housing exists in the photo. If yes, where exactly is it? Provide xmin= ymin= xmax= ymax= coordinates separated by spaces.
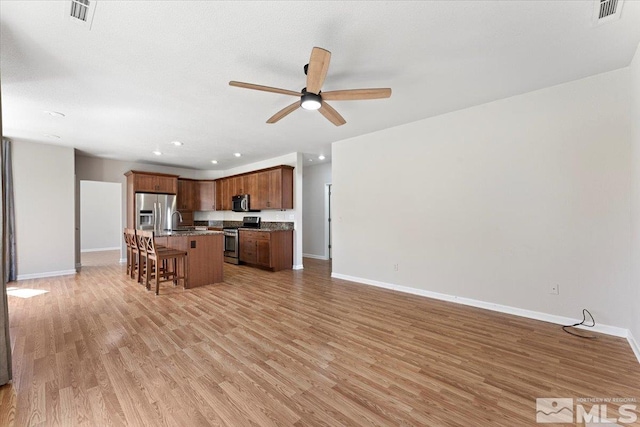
xmin=300 ymin=89 xmax=322 ymax=110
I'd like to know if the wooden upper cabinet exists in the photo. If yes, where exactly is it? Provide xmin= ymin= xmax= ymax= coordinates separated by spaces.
xmin=126 ymin=171 xmax=178 ymax=194
xmin=264 ymin=166 xmax=294 ymax=210
xmin=197 ymin=181 xmax=216 ymax=211
xmin=212 ymin=165 xmax=294 ymax=211
xmin=177 ymin=179 xmax=196 ymax=210
xmin=215 ymin=180 xmax=223 ymax=211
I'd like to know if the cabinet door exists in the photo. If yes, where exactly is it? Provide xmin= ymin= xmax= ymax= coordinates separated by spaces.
xmin=177 ymin=180 xmax=196 ymax=210
xmin=231 ymin=175 xmax=249 ymax=196
xmin=250 ymin=171 xmax=269 ymax=210
xmin=215 ymin=180 xmax=223 ymax=211
xmin=197 ymin=181 xmax=215 ymax=211
xmin=177 ymin=211 xmax=194 ymax=226
xmin=239 ymin=233 xmax=257 ymax=264
xmin=156 ymin=176 xmax=177 ymax=194
xmin=256 ymin=239 xmax=271 ymax=267
xmin=267 ymin=169 xmax=282 ymax=209
xmin=222 ymin=179 xmax=233 ymax=210
xmin=133 ymin=174 xmax=157 ymax=193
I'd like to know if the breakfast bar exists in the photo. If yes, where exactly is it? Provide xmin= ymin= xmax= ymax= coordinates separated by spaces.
xmin=154 ymin=230 xmax=224 ymax=288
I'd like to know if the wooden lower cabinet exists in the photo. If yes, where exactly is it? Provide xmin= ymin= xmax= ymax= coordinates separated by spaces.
xmin=239 ymin=230 xmax=293 ymax=271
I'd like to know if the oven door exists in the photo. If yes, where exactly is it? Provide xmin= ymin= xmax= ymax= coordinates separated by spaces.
xmin=223 ymin=232 xmax=238 ymax=258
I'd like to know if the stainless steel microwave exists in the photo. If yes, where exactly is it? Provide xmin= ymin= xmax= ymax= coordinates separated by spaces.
xmin=232 ymin=194 xmax=250 ymax=212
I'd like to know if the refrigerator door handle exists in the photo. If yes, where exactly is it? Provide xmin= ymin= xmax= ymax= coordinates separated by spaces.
xmin=158 ymin=202 xmax=162 ymax=231
xmin=153 ymin=202 xmax=157 ymax=230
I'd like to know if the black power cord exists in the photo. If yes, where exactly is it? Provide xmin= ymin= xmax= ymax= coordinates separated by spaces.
xmin=562 ymin=309 xmax=597 ymax=339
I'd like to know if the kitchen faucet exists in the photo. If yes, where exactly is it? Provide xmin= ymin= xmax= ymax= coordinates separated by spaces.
xmin=170 ymin=210 xmax=183 ymax=231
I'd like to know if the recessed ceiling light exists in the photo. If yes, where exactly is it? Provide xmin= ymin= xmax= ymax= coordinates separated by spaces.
xmin=153 ymin=151 xmax=162 ymax=156
xmin=308 ymin=158 xmax=313 ymax=162
xmin=44 ymin=134 xmax=61 ymax=139
xmin=234 ymin=153 xmax=241 ymax=157
xmin=43 ymin=111 xmax=65 ymax=118
xmin=318 ymin=155 xmax=325 ymax=160
xmin=171 ymin=141 xmax=183 ymax=146
xmin=211 ymin=160 xmax=218 ymax=164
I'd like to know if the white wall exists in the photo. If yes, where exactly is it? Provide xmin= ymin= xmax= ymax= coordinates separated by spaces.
xmin=332 ymin=67 xmax=634 ymax=330
xmin=80 ymin=180 xmax=121 ymax=253
xmin=13 ymin=141 xmax=76 ymax=279
xmin=630 ymin=42 xmax=640 ymax=353
xmin=303 ymin=162 xmax=331 ymax=259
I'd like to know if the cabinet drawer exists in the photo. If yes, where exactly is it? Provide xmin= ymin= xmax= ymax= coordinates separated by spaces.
xmin=241 ymin=231 xmax=270 ymax=241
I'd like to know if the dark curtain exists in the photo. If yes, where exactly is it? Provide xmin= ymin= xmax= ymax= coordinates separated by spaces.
xmin=0 ymin=102 xmax=13 ymax=384
xmin=2 ymin=139 xmax=16 ymax=283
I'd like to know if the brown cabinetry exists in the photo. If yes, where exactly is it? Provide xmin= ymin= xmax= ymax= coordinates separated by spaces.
xmin=175 ymin=211 xmax=193 ymax=227
xmin=196 ymin=181 xmax=216 ymax=211
xmin=214 ymin=165 xmax=294 ymax=211
xmin=239 ymin=230 xmax=293 ymax=271
xmin=177 ymin=179 xmax=196 ymax=210
xmin=126 ymin=171 xmax=178 ymax=194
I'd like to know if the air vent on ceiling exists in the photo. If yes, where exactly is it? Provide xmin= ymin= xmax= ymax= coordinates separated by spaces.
xmin=64 ymin=0 xmax=96 ymax=29
xmin=593 ymin=0 xmax=624 ymax=25
xmin=71 ymin=0 xmax=90 ymax=21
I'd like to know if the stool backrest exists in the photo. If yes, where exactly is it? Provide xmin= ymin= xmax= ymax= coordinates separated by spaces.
xmin=138 ymin=230 xmax=157 ymax=256
xmin=124 ymin=228 xmax=136 ymax=249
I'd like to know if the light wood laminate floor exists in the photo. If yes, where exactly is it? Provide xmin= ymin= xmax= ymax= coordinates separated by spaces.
xmin=1 ymin=258 xmax=638 ymax=426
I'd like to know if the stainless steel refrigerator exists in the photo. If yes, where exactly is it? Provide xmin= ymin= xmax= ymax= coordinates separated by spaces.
xmin=135 ymin=193 xmax=177 ymax=231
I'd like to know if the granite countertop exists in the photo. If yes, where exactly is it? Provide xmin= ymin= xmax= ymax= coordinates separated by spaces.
xmin=155 ymin=230 xmax=223 ymax=237
xmin=238 ymin=228 xmax=291 ymax=232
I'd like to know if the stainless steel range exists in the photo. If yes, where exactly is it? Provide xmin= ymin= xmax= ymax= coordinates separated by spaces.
xmin=223 ymin=216 xmax=261 ymax=264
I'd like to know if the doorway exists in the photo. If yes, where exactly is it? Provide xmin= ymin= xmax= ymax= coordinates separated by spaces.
xmin=325 ymin=183 xmax=332 ymax=260
xmin=79 ymin=180 xmax=122 ymax=266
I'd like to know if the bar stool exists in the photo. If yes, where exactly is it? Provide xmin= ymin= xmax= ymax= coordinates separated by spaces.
xmin=124 ymin=228 xmax=138 ymax=279
xmin=138 ymin=230 xmax=188 ymax=295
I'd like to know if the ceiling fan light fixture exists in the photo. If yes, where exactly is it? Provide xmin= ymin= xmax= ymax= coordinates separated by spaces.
xmin=300 ymin=92 xmax=321 ymax=110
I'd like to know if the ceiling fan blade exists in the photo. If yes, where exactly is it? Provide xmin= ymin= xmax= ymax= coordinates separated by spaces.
xmin=321 ymin=88 xmax=392 ymax=101
xmin=267 ymin=101 xmax=300 ymax=124
xmin=306 ymin=47 xmax=331 ymax=94
xmin=229 ymin=81 xmax=301 ymax=97
xmin=318 ymin=102 xmax=346 ymax=126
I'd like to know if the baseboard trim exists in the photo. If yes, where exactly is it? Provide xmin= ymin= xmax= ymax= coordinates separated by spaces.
xmin=81 ymin=247 xmax=120 ymax=253
xmin=119 ymin=258 xmax=127 ymax=264
xmin=292 ymin=264 xmax=304 ymax=270
xmin=303 ymin=253 xmax=329 ymax=260
xmin=17 ymin=269 xmax=77 ymax=280
xmin=628 ymin=331 xmax=640 ymax=365
xmin=330 ymin=272 xmax=629 ymax=339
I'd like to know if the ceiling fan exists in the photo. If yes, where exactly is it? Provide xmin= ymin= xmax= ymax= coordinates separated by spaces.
xmin=229 ymin=47 xmax=392 ymax=126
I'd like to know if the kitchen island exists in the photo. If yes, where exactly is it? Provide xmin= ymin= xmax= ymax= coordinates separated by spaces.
xmin=154 ymin=230 xmax=223 ymax=288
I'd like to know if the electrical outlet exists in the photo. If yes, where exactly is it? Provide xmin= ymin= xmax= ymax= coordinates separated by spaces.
xmin=549 ymin=284 xmax=559 ymax=295
xmin=393 ymin=263 xmax=399 ymax=271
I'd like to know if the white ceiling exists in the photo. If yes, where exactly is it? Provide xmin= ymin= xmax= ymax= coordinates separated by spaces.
xmin=1 ymin=1 xmax=639 ymax=170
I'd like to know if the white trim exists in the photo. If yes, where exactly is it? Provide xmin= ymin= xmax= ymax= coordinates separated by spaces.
xmin=330 ymin=273 xmax=629 ymax=338
xmin=81 ymin=247 xmax=120 ymax=253
xmin=628 ymin=331 xmax=640 ymax=365
xmin=17 ymin=269 xmax=77 ymax=280
xmin=292 ymin=264 xmax=304 ymax=270
xmin=119 ymin=258 xmax=127 ymax=264
xmin=75 ymin=262 xmax=82 ymax=269
xmin=303 ymin=253 xmax=329 ymax=260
